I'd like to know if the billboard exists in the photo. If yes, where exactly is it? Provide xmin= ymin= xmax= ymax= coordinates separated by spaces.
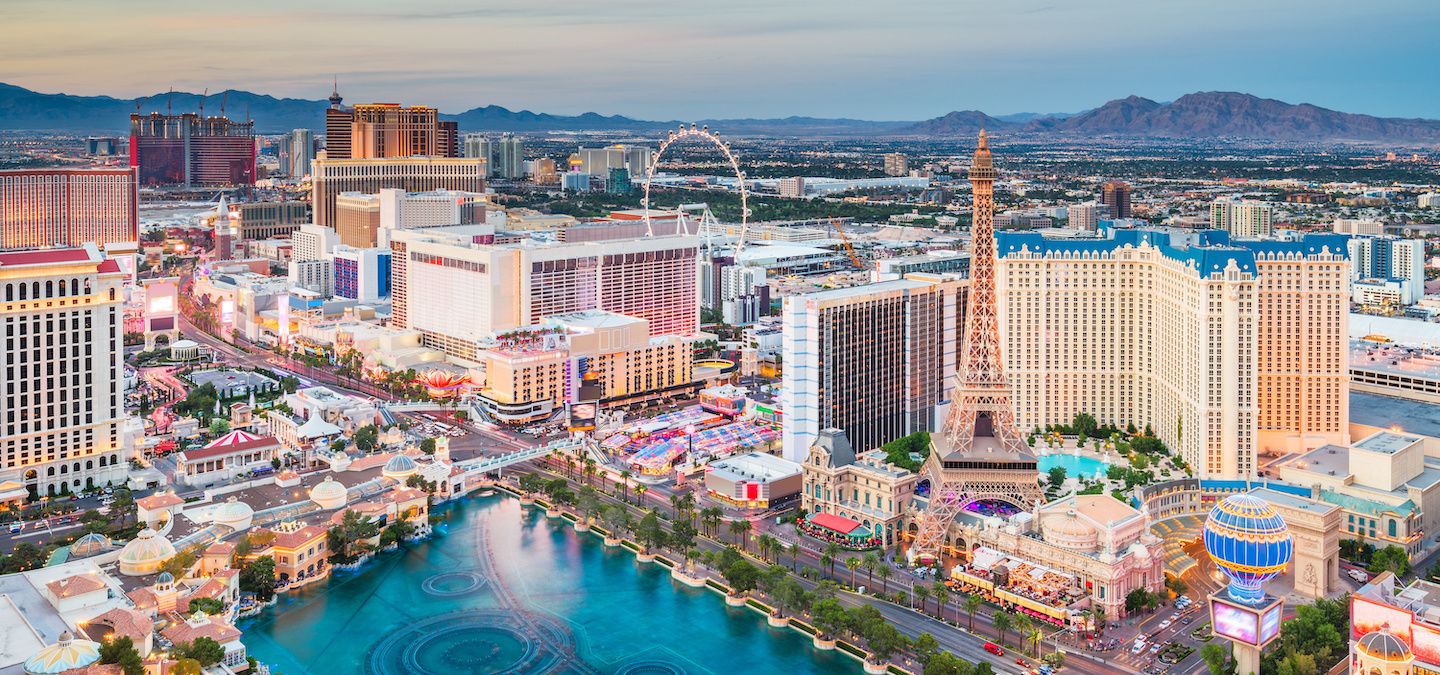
xmin=1259 ymin=604 xmax=1283 ymax=645
xmin=1352 ymin=595 xmax=1414 ymax=640
xmin=1412 ymin=622 xmax=1440 ymax=664
xmin=568 ymin=403 xmax=598 ymax=433
xmin=1212 ymin=601 xmax=1258 ymax=645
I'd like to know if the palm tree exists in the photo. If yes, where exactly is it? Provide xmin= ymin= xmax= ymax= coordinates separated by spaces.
xmin=824 ymin=543 xmax=842 ymax=578
xmin=635 ymin=484 xmax=648 ymax=503
xmin=619 ymin=470 xmax=632 ymax=503
xmin=1091 ymin=606 xmax=1107 ymax=637
xmin=862 ymin=552 xmax=880 ymax=589
xmin=583 ymin=458 xmax=597 ymax=487
xmin=819 ymin=551 xmax=834 ymax=580
xmin=1026 ymin=627 xmax=1044 ymax=658
xmin=876 ymin=564 xmax=891 ymax=595
xmin=700 ymin=508 xmax=723 ymax=538
xmin=964 ymin=594 xmax=983 ymax=632
xmin=993 ymin=610 xmax=1013 ymax=647
xmin=845 ymin=557 xmax=862 ymax=588
xmin=728 ymin=519 xmax=752 ymax=550
xmin=1013 ymin=613 xmax=1033 ymax=652
xmin=933 ymin=580 xmax=950 ymax=621
xmin=784 ymin=542 xmax=798 ymax=572
xmin=755 ymin=534 xmax=772 ymax=561
xmin=914 ymin=583 xmax=931 ymax=612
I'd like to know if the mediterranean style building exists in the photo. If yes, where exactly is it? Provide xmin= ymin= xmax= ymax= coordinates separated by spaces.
xmin=800 ymin=429 xmax=920 ymax=549
xmin=995 ymin=228 xmax=1349 ymax=479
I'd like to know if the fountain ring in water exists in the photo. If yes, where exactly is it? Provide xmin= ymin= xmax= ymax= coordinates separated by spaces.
xmin=366 ymin=611 xmax=572 ymax=674
xmin=616 ymin=661 xmax=688 ymax=675
xmin=420 ymin=570 xmax=489 ymax=597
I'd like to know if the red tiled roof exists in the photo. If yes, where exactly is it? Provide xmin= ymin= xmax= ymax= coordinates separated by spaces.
xmin=270 ymin=524 xmax=326 ymax=550
xmin=204 ymin=541 xmax=236 ymax=556
xmin=809 ymin=512 xmax=862 ymax=535
xmin=161 ymin=617 xmax=241 ymax=645
xmin=46 ymin=573 xmax=106 ymax=598
xmin=87 ymin=607 xmax=154 ymax=644
xmin=0 ymin=248 xmax=95 ymax=267
xmin=137 ymin=493 xmax=184 ymax=510
xmin=97 ymin=259 xmax=122 ymax=273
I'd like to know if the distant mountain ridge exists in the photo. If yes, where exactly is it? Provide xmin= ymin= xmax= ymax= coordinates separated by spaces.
xmin=902 ymin=92 xmax=1440 ymax=142
xmin=2 ymin=83 xmax=1437 ymax=142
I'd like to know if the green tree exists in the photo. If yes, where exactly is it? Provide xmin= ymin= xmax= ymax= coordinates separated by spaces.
xmin=913 ymin=632 xmax=940 ymax=665
xmin=1201 ymin=643 xmax=1237 ymax=675
xmin=172 ymin=659 xmax=202 ymax=675
xmin=110 ymin=487 xmax=136 ymax=527
xmin=187 ymin=596 xmax=225 ymax=615
xmin=700 ymin=507 xmax=722 ymax=537
xmin=862 ymin=551 xmax=880 ymax=589
xmin=811 ymin=597 xmax=850 ymax=639
xmin=352 ymin=425 xmax=379 ymax=453
xmin=1369 ymin=545 xmax=1412 ymax=577
xmin=992 ymin=610 xmax=1013 ymax=646
xmin=1071 ymin=412 xmax=1098 ymax=439
xmin=1125 ymin=587 xmax=1154 ymax=615
xmin=723 ymin=560 xmax=761 ymax=596
xmin=98 ymin=635 xmax=145 ymax=675
xmin=636 ymin=509 xmax=667 ymax=553
xmin=728 ymin=518 xmax=752 ymax=550
xmin=209 ymin=418 xmax=230 ymax=436
xmin=239 ymin=555 xmax=276 ymax=601
xmin=845 ymin=556 xmax=862 ymax=587
xmin=174 ymin=637 xmax=226 ymax=667
xmin=419 ymin=437 xmax=437 ymax=454
xmin=80 ymin=508 xmax=111 ymax=534
xmin=924 ymin=651 xmax=976 ymax=675
xmin=1046 ymin=466 xmax=1067 ymax=487
xmin=963 ymin=593 xmax=983 ymax=632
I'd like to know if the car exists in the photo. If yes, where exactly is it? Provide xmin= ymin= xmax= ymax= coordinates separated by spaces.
xmin=1015 ymin=658 xmax=1028 ymax=667
xmin=1170 ymin=612 xmax=1181 ymax=621
xmin=7 ymin=522 xmax=22 ymax=534
xmin=1150 ymin=643 xmax=1163 ymax=655
xmin=1182 ymin=617 xmax=1194 ymax=625
xmin=984 ymin=642 xmax=1004 ymax=656
xmin=1158 ymin=619 xmax=1173 ymax=630
xmin=1349 ymin=569 xmax=1370 ymax=583
xmin=1131 ymin=642 xmax=1147 ymax=655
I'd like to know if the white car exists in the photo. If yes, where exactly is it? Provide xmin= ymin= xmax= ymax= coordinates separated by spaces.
xmin=1349 ymin=569 xmax=1370 ymax=583
xmin=1158 ymin=619 xmax=1173 ymax=630
xmin=1131 ymin=641 xmax=1147 ymax=655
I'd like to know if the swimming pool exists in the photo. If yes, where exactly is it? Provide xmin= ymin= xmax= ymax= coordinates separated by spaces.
xmin=1037 ymin=453 xmax=1109 ymax=480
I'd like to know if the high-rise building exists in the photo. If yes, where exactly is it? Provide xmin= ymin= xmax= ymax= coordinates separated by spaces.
xmin=778 ymin=177 xmax=806 ymax=198
xmin=283 ymin=129 xmax=315 ymax=178
xmin=463 ymin=134 xmax=495 ymax=176
xmin=780 ymin=274 xmax=965 ymax=463
xmin=322 ymin=97 xmax=459 ymax=160
xmin=1211 ymin=199 xmax=1274 ymax=238
xmin=309 ymin=156 xmax=486 ymax=228
xmin=291 ymin=223 xmax=339 ymax=263
xmin=389 ymin=227 xmax=699 ymax=357
xmin=1066 ymin=202 xmax=1108 ymax=232
xmin=1419 ymin=193 xmax=1440 ymax=208
xmin=329 ymin=245 xmax=391 ymax=301
xmin=86 ymin=137 xmax=120 ymax=156
xmin=1349 ymin=235 xmax=1426 ymax=304
xmin=607 ymin=168 xmax=632 ymax=195
xmin=1100 ymin=181 xmax=1132 ymax=219
xmin=1332 ymin=219 xmax=1385 ymax=236
xmin=496 ymin=133 xmax=524 ymax=179
xmin=228 ymin=201 xmax=308 ymax=241
xmin=532 ymin=158 xmax=558 ymax=184
xmin=883 ymin=153 xmax=909 ymax=177
xmin=0 ymin=167 xmax=138 ymax=250
xmin=0 ymin=245 xmax=130 ymax=498
xmin=578 ymin=145 xmax=653 ymax=177
xmin=129 ymin=112 xmax=256 ymax=187
xmin=994 ymin=228 xmax=1350 ymax=477
xmin=910 ymin=131 xmax=1042 ymax=564
xmin=561 ymin=171 xmax=591 ymax=193
xmin=334 ymin=188 xmax=488 ymax=248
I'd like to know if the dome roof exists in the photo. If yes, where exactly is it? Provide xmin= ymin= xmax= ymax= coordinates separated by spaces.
xmin=1041 ymin=511 xmax=1099 ymax=550
xmin=24 ymin=631 xmax=100 ymax=675
xmin=383 ymin=453 xmax=418 ymax=479
xmin=118 ymin=528 xmax=177 ymax=566
xmin=1203 ymin=494 xmax=1293 ymax=604
xmin=156 ymin=571 xmax=174 ymax=584
xmin=69 ymin=533 xmax=111 ymax=558
xmin=1358 ymin=627 xmax=1412 ymax=661
xmin=309 ymin=476 xmax=348 ymax=509
xmin=212 ymin=498 xmax=254 ymax=527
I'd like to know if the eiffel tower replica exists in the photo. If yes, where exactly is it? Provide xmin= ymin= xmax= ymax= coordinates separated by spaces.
xmin=909 ymin=131 xmax=1042 ymax=565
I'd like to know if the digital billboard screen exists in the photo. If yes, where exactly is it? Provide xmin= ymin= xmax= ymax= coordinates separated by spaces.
xmin=1212 ymin=601 xmax=1258 ymax=645
xmin=1352 ymin=596 xmax=1413 ymax=639
xmin=1259 ymin=604 xmax=1283 ymax=645
xmin=1412 ymin=622 xmax=1440 ymax=664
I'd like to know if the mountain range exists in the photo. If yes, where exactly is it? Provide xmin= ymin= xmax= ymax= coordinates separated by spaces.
xmin=2 ymin=83 xmax=1438 ymax=143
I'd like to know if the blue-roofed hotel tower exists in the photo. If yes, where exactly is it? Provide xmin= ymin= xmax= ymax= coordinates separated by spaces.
xmin=993 ymin=226 xmax=1350 ymax=479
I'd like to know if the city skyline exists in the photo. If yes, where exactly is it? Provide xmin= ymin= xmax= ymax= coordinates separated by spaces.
xmin=2 ymin=0 xmax=1437 ymax=120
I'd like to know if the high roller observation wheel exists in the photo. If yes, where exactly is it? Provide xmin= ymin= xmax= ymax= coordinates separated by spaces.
xmin=641 ymin=124 xmax=749 ymax=253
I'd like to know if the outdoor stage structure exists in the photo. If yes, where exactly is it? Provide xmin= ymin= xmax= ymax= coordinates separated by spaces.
xmin=908 ymin=131 xmax=1043 ymax=565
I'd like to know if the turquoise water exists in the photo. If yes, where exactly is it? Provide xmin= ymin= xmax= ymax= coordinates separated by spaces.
xmin=1037 ymin=453 xmax=1108 ymax=479
xmin=239 ymin=495 xmax=862 ymax=674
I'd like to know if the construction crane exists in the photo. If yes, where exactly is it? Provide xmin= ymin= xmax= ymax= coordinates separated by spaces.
xmin=829 ymin=217 xmax=864 ymax=269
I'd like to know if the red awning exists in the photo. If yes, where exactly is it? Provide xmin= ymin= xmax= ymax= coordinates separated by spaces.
xmin=810 ymin=512 xmax=862 ymax=535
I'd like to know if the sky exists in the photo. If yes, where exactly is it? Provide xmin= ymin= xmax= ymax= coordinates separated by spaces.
xmin=2 ymin=0 xmax=1438 ymax=121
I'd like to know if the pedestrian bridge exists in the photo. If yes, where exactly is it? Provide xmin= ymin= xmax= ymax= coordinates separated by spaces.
xmin=454 ymin=439 xmax=578 ymax=476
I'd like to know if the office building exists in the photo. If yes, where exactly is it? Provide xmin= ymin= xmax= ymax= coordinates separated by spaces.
xmin=1349 ymin=235 xmax=1426 ymax=305
xmin=0 ymin=245 xmax=130 ymax=498
xmin=778 ymin=176 xmax=805 ymax=198
xmin=329 ymin=246 xmax=391 ymax=301
xmin=224 ymin=201 xmax=307 ymax=241
xmin=532 ymin=157 xmax=558 ymax=184
xmin=1066 ymin=202 xmax=1108 ymax=232
xmin=463 ymin=134 xmax=494 ymax=175
xmin=1210 ymin=199 xmax=1274 ymax=238
xmin=0 ymin=167 xmax=138 ymax=250
xmin=309 ymin=156 xmax=485 ymax=228
xmin=995 ymin=228 xmax=1350 ymax=478
xmin=1334 ymin=218 xmax=1386 ymax=236
xmin=281 ymin=129 xmax=315 ymax=178
xmin=322 ymin=97 xmax=458 ymax=160
xmin=475 ymin=311 xmax=697 ymax=423
xmin=578 ymin=145 xmax=653 ymax=177
xmin=1100 ymin=181 xmax=1132 ymax=219
xmin=780 ymin=274 xmax=965 ymax=462
xmin=390 ymin=227 xmax=699 ymax=357
xmin=883 ymin=153 xmax=909 ymax=177
xmin=561 ymin=171 xmax=591 ymax=193
xmin=607 ymin=168 xmax=632 ymax=195
xmin=1420 ymin=193 xmax=1440 ymax=208
xmin=129 ymin=112 xmax=256 ymax=187
xmin=496 ymin=133 xmax=524 ymax=179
